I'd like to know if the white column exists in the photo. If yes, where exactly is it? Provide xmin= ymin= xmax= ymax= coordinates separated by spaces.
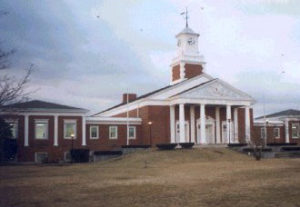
xmin=215 ymin=107 xmax=221 ymax=144
xmin=190 ymin=105 xmax=195 ymax=143
xmin=179 ymin=104 xmax=185 ymax=143
xmin=170 ymin=105 xmax=176 ymax=143
xmin=245 ymin=106 xmax=251 ymax=143
xmin=54 ymin=115 xmax=58 ymax=146
xmin=200 ymin=104 xmax=206 ymax=144
xmin=24 ymin=115 xmax=29 ymax=147
xmin=234 ymin=108 xmax=239 ymax=143
xmin=226 ymin=105 xmax=232 ymax=144
xmin=285 ymin=119 xmax=290 ymax=143
xmin=82 ymin=116 xmax=86 ymax=146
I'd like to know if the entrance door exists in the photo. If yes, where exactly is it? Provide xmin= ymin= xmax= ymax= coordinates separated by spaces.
xmin=175 ymin=121 xmax=190 ymax=143
xmin=222 ymin=121 xmax=234 ymax=143
xmin=196 ymin=118 xmax=215 ymax=144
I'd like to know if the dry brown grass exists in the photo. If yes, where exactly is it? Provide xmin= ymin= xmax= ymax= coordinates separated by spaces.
xmin=1 ymin=148 xmax=300 ymax=207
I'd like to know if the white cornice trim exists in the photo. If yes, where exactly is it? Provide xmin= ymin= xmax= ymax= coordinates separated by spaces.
xmin=86 ymin=117 xmax=142 ymax=125
xmin=0 ymin=112 xmax=86 ymax=116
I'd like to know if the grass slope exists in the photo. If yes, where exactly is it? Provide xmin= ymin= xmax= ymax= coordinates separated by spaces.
xmin=1 ymin=148 xmax=300 ymax=207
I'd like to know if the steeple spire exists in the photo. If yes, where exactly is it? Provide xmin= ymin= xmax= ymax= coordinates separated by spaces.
xmin=181 ymin=7 xmax=189 ymax=28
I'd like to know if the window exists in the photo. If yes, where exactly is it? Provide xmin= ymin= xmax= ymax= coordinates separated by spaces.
xmin=64 ymin=120 xmax=77 ymax=139
xmin=35 ymin=119 xmax=48 ymax=139
xmin=292 ymin=123 xmax=300 ymax=139
xmin=90 ymin=126 xmax=99 ymax=139
xmin=128 ymin=126 xmax=136 ymax=139
xmin=261 ymin=127 xmax=266 ymax=139
xmin=109 ymin=126 xmax=118 ymax=139
xmin=35 ymin=152 xmax=48 ymax=163
xmin=273 ymin=128 xmax=280 ymax=139
xmin=5 ymin=119 xmax=18 ymax=139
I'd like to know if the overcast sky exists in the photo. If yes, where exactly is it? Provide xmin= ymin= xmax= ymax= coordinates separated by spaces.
xmin=0 ymin=0 xmax=300 ymax=116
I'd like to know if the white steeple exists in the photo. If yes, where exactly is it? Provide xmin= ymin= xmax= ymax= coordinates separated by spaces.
xmin=170 ymin=10 xmax=205 ymax=85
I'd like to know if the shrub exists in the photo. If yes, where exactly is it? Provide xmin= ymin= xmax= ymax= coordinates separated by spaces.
xmin=156 ymin=143 xmax=177 ymax=150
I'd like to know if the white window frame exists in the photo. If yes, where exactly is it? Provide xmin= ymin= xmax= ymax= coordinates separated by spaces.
xmin=34 ymin=119 xmax=49 ymax=140
xmin=109 ymin=126 xmax=118 ymax=139
xmin=90 ymin=125 xmax=99 ymax=139
xmin=5 ymin=119 xmax=18 ymax=139
xmin=273 ymin=127 xmax=280 ymax=139
xmin=128 ymin=126 xmax=136 ymax=139
xmin=260 ymin=127 xmax=266 ymax=139
xmin=64 ymin=120 xmax=77 ymax=139
xmin=292 ymin=123 xmax=299 ymax=139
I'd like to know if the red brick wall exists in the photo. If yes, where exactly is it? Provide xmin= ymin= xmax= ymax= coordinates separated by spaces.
xmin=86 ymin=124 xmax=142 ymax=151
xmin=184 ymin=64 xmax=203 ymax=79
xmin=172 ymin=65 xmax=180 ymax=81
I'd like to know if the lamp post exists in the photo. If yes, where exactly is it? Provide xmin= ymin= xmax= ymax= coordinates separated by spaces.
xmin=228 ymin=119 xmax=231 ymax=145
xmin=148 ymin=121 xmax=152 ymax=146
xmin=265 ymin=120 xmax=269 ymax=146
xmin=70 ymin=133 xmax=74 ymax=163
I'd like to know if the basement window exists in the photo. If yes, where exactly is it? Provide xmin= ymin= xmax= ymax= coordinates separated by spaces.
xmin=35 ymin=152 xmax=48 ymax=163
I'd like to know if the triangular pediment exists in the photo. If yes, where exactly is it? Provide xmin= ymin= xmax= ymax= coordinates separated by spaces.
xmin=174 ymin=79 xmax=253 ymax=101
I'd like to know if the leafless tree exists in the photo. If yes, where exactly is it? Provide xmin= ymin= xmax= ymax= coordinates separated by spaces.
xmin=0 ymin=64 xmax=34 ymax=106
xmin=0 ymin=11 xmax=35 ymax=107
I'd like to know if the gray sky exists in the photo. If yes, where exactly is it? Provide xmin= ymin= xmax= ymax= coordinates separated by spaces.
xmin=0 ymin=0 xmax=300 ymax=116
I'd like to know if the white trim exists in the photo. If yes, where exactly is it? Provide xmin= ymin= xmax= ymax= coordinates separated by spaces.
xmin=64 ymin=119 xmax=77 ymax=139
xmin=109 ymin=126 xmax=118 ymax=139
xmin=24 ymin=115 xmax=29 ymax=147
xmin=190 ymin=106 xmax=195 ymax=143
xmin=254 ymin=120 xmax=284 ymax=127
xmin=285 ymin=120 xmax=290 ymax=143
xmin=215 ymin=107 xmax=221 ymax=144
xmin=0 ymin=112 xmax=87 ymax=116
xmin=128 ymin=126 xmax=136 ymax=139
xmin=1 ymin=108 xmax=88 ymax=114
xmin=54 ymin=115 xmax=58 ymax=146
xmin=82 ymin=116 xmax=86 ymax=146
xmin=34 ymin=119 xmax=49 ymax=140
xmin=89 ymin=125 xmax=99 ymax=139
xmin=86 ymin=117 xmax=142 ymax=125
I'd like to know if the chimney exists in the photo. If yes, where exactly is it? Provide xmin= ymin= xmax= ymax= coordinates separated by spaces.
xmin=122 ymin=93 xmax=137 ymax=103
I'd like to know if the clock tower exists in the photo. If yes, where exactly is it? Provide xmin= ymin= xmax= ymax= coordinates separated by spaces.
xmin=170 ymin=24 xmax=205 ymax=85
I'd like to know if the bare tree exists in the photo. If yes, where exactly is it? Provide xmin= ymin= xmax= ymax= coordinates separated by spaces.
xmin=0 ymin=64 xmax=34 ymax=106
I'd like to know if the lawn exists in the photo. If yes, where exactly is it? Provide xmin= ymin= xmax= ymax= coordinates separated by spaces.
xmin=1 ymin=148 xmax=300 ymax=207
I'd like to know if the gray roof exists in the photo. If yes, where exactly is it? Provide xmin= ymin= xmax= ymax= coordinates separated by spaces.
xmin=256 ymin=109 xmax=300 ymax=119
xmin=176 ymin=26 xmax=199 ymax=37
xmin=2 ymin=100 xmax=88 ymax=113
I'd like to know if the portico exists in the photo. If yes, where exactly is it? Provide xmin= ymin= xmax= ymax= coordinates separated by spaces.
xmin=169 ymin=78 xmax=254 ymax=145
xmin=170 ymin=103 xmax=251 ymax=145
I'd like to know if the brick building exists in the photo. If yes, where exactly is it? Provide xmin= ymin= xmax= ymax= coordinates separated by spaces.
xmin=1 ymin=24 xmax=258 ymax=162
xmin=253 ymin=109 xmax=300 ymax=145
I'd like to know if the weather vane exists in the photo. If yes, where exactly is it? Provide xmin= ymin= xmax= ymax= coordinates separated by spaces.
xmin=180 ymin=7 xmax=189 ymax=28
